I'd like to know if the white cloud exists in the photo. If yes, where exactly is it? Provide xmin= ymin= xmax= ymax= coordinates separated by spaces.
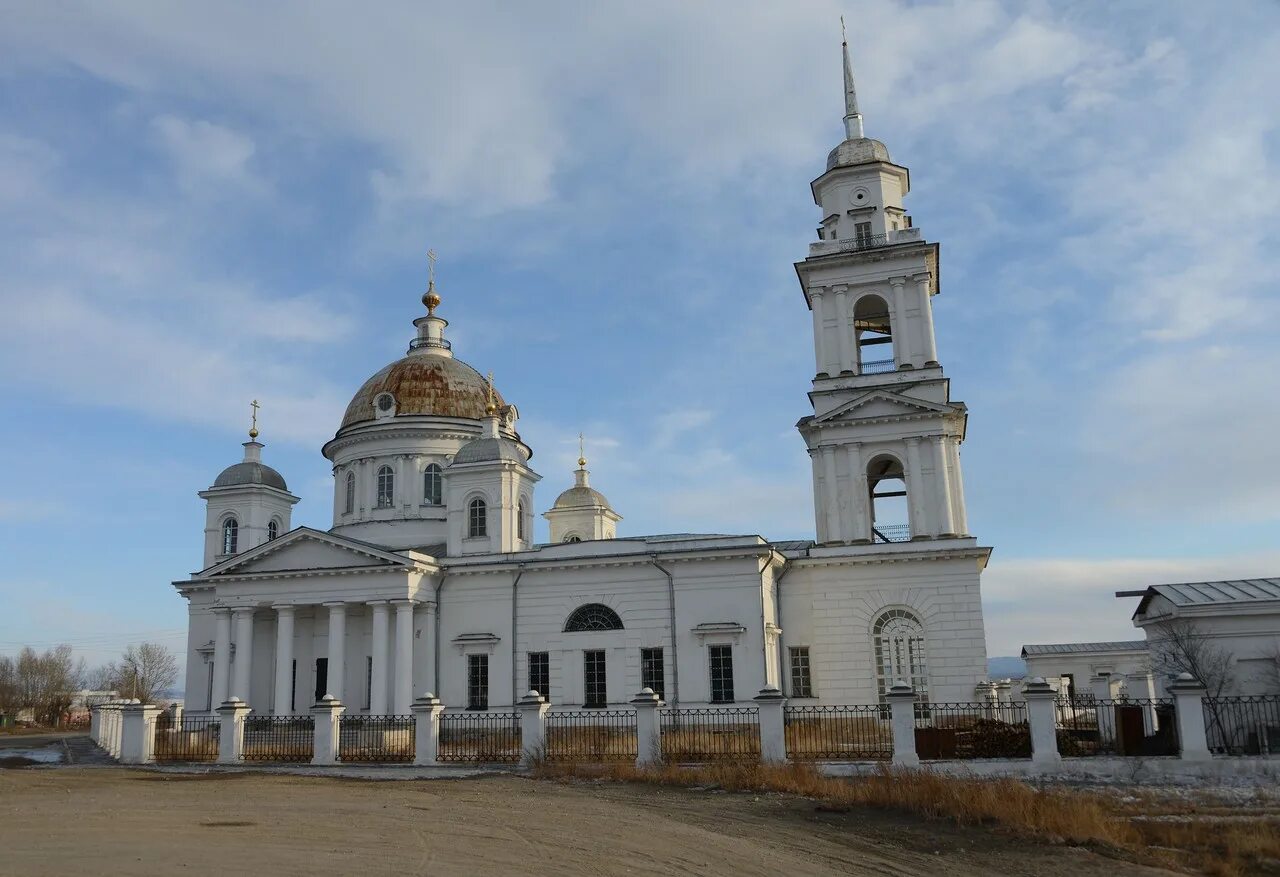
xmin=151 ymin=115 xmax=259 ymax=193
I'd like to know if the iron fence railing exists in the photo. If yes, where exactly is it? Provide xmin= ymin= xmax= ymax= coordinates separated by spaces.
xmin=840 ymin=233 xmax=890 ymax=252
xmin=241 ymin=716 xmax=315 ymax=763
xmin=913 ymin=702 xmax=1031 ymax=759
xmin=1055 ymin=698 xmax=1178 ymax=757
xmin=336 ymin=715 xmax=414 ymax=763
xmin=1203 ymin=695 xmax=1280 ymax=755
xmin=437 ymin=712 xmax=521 ymax=763
xmin=859 ymin=358 xmax=897 ymax=375
xmin=408 ymin=336 xmax=452 ymax=351
xmin=545 ymin=710 xmax=639 ymax=762
xmin=784 ymin=704 xmax=891 ymax=760
xmin=872 ymin=524 xmax=911 ymax=543
xmin=154 ymin=716 xmax=220 ymax=763
xmin=659 ymin=707 xmax=761 ymax=762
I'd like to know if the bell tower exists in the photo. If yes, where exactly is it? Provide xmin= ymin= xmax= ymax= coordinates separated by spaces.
xmin=797 ymin=32 xmax=969 ymax=547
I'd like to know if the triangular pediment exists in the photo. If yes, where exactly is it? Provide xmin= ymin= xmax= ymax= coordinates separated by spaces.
xmin=814 ymin=390 xmax=954 ymax=424
xmin=195 ymin=527 xmax=418 ymax=579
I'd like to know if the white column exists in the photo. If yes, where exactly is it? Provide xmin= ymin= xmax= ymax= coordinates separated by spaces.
xmin=517 ymin=690 xmax=550 ymax=767
xmin=395 ymin=455 xmax=408 ymax=510
xmin=1169 ymin=673 xmax=1211 ymax=761
xmin=946 ymin=437 xmax=969 ymax=535
xmin=888 ymin=277 xmax=910 ymax=368
xmin=272 ymin=605 xmax=295 ymax=715
xmin=211 ymin=608 xmax=231 ymax=710
xmin=931 ymin=436 xmax=957 ymax=537
xmin=886 ymin=682 xmax=920 ymax=767
xmin=392 ymin=600 xmax=415 ymax=715
xmin=359 ymin=458 xmax=371 ymax=518
xmin=1127 ymin=671 xmax=1159 ymax=734
xmin=1022 ymin=678 xmax=1062 ymax=769
xmin=844 ymin=442 xmax=871 ymax=543
xmin=368 ymin=601 xmax=391 ymax=714
xmin=915 ymin=273 xmax=938 ymax=366
xmin=753 ymin=687 xmax=787 ymax=764
xmin=809 ymin=449 xmax=828 ymax=543
xmin=324 ymin=602 xmax=347 ymax=702
xmin=231 ymin=607 xmax=255 ymax=704
xmin=820 ymin=445 xmax=842 ymax=543
xmin=412 ymin=693 xmax=446 ymax=765
xmin=632 ymin=688 xmax=661 ymax=766
xmin=809 ymin=288 xmax=830 ymax=377
xmin=310 ymin=695 xmax=344 ymax=765
xmin=903 ymin=437 xmax=928 ymax=538
xmin=832 ymin=285 xmax=853 ymax=374
xmin=422 ymin=601 xmax=437 ymax=697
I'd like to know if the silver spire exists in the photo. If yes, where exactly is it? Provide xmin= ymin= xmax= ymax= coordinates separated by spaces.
xmin=841 ymin=17 xmax=865 ymax=140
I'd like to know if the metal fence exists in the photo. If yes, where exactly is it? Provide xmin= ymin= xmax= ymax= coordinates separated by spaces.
xmin=1203 ymin=696 xmax=1280 ymax=755
xmin=860 ymin=358 xmax=897 ymax=375
xmin=153 ymin=716 xmax=220 ymax=763
xmin=1055 ymin=698 xmax=1178 ymax=757
xmin=659 ymin=707 xmax=761 ymax=762
xmin=913 ymin=702 xmax=1031 ymax=759
xmin=437 ymin=712 xmax=521 ymax=763
xmin=241 ymin=716 xmax=315 ymax=762
xmin=545 ymin=710 xmax=639 ymax=762
xmin=337 ymin=715 xmax=414 ymax=763
xmin=784 ymin=704 xmax=892 ymax=760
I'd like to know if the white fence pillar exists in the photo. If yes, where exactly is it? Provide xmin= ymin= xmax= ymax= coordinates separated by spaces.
xmin=517 ymin=691 xmax=550 ymax=766
xmin=631 ymin=688 xmax=661 ymax=766
xmin=886 ymin=681 xmax=919 ymax=768
xmin=1022 ymin=677 xmax=1061 ymax=769
xmin=120 ymin=703 xmax=161 ymax=765
xmin=89 ymin=705 xmax=103 ymax=744
xmin=754 ymin=687 xmax=787 ymax=764
xmin=216 ymin=697 xmax=251 ymax=764
xmin=311 ymin=695 xmax=344 ymax=765
xmin=411 ymin=692 xmax=445 ymax=765
xmin=168 ymin=702 xmax=184 ymax=726
xmin=1170 ymin=673 xmax=1211 ymax=762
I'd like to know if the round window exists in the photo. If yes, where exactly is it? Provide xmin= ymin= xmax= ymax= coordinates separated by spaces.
xmin=376 ymin=394 xmax=395 ymax=412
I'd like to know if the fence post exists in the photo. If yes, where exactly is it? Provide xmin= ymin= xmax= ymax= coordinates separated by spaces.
xmin=119 ymin=703 xmax=161 ymax=765
xmin=411 ymin=692 xmax=445 ymax=765
xmin=1021 ymin=677 xmax=1061 ymax=769
xmin=517 ymin=690 xmax=549 ymax=767
xmin=886 ymin=681 xmax=919 ymax=768
xmin=631 ymin=688 xmax=661 ymax=766
xmin=1169 ymin=673 xmax=1211 ymax=762
xmin=753 ymin=686 xmax=787 ymax=763
xmin=89 ymin=704 xmax=103 ymax=744
xmin=976 ymin=682 xmax=997 ymax=719
xmin=216 ymin=697 xmax=251 ymax=764
xmin=168 ymin=702 xmax=184 ymax=727
xmin=311 ymin=695 xmax=345 ymax=765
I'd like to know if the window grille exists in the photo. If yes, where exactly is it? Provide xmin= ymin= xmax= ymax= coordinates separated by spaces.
xmin=517 ymin=499 xmax=527 ymax=540
xmin=468 ymin=498 xmax=487 ymax=537
xmin=789 ymin=647 xmax=813 ymax=698
xmin=564 ymin=604 xmax=623 ymax=632
xmin=423 ymin=464 xmax=442 ymax=506
xmin=376 ymin=466 xmax=394 ymax=508
xmin=873 ymin=609 xmax=929 ymax=705
xmin=709 ymin=645 xmax=735 ymax=703
xmin=344 ymin=472 xmax=355 ymax=514
xmin=222 ymin=518 xmax=238 ymax=555
xmin=641 ymin=647 xmax=665 ymax=700
xmin=583 ymin=650 xmax=607 ymax=707
xmin=267 ymin=520 xmax=278 ymax=541
xmin=467 ymin=654 xmax=489 ymax=710
xmin=528 ymin=651 xmax=550 ymax=702
xmin=854 ymin=221 xmax=873 ymax=244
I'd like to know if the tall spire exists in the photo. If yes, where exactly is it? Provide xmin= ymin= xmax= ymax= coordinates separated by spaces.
xmin=841 ymin=17 xmax=865 ymax=140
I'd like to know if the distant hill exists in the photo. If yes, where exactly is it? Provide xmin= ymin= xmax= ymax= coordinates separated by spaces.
xmin=987 ymin=656 xmax=1027 ymax=680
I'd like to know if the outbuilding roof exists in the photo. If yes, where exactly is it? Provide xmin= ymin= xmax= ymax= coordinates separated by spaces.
xmin=1142 ymin=578 xmax=1280 ymax=606
xmin=1021 ymin=641 xmax=1147 ymax=657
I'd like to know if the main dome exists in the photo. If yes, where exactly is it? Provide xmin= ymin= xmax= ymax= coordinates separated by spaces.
xmin=339 ymin=355 xmax=506 ymax=430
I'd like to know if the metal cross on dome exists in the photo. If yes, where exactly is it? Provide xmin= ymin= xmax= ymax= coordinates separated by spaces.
xmin=427 ymin=248 xmax=437 ymax=284
xmin=249 ymin=399 xmax=260 ymax=439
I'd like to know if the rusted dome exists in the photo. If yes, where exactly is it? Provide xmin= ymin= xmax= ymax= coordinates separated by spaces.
xmin=339 ymin=355 xmax=505 ymax=430
xmin=826 ymin=137 xmax=892 ymax=171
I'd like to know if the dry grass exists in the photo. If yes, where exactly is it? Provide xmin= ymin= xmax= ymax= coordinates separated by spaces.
xmin=534 ymin=761 xmax=1280 ymax=876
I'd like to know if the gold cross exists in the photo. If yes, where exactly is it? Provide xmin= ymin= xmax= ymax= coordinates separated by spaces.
xmin=578 ymin=432 xmax=587 ymax=467
xmin=249 ymin=399 xmax=260 ymax=438
xmin=486 ymin=372 xmax=496 ymax=410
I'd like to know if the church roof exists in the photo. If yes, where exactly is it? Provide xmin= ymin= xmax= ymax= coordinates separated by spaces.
xmin=1021 ymin=641 xmax=1147 ymax=657
xmin=453 ymin=436 xmax=529 ymax=465
xmin=339 ymin=354 xmax=505 ymax=430
xmin=212 ymin=460 xmax=289 ymax=491
xmin=552 ymin=484 xmax=612 ymax=510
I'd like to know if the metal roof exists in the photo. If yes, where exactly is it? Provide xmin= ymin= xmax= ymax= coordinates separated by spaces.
xmin=212 ymin=461 xmax=288 ymax=491
xmin=1148 ymin=578 xmax=1280 ymax=606
xmin=1021 ymin=641 xmax=1147 ymax=657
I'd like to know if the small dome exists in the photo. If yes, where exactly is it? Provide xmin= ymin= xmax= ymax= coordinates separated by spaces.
xmin=340 ymin=355 xmax=504 ymax=431
xmin=826 ymin=137 xmax=892 ymax=171
xmin=213 ymin=461 xmax=288 ymax=491
xmin=553 ymin=484 xmax=612 ymax=510
xmin=453 ymin=437 xmax=529 ymax=465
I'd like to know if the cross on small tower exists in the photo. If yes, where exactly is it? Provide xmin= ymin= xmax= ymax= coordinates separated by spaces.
xmin=427 ymin=249 xmax=437 ymax=284
xmin=249 ymin=399 xmax=260 ymax=439
xmin=578 ymin=432 xmax=587 ymax=468
xmin=485 ymin=371 xmax=497 ymax=415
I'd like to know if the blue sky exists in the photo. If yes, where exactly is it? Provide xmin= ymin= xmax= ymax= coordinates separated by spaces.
xmin=1 ymin=1 xmax=1278 ymax=670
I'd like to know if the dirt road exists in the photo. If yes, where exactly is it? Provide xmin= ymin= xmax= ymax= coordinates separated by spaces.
xmin=0 ymin=768 xmax=1169 ymax=876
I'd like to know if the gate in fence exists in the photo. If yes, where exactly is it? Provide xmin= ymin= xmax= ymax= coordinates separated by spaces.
xmin=1055 ymin=698 xmax=1178 ymax=757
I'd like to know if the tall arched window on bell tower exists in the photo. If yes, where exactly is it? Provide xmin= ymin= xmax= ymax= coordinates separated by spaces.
xmin=854 ymin=294 xmax=894 ymax=374
xmin=221 ymin=517 xmax=238 ymax=555
xmin=866 ymin=454 xmax=910 ymax=543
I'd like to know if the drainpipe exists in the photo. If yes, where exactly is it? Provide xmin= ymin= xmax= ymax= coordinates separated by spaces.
xmin=649 ymin=556 xmax=679 ymax=708
xmin=773 ymin=554 xmax=798 ymax=696
xmin=511 ymin=564 xmax=526 ymax=708
xmin=433 ymin=574 xmax=447 ymax=696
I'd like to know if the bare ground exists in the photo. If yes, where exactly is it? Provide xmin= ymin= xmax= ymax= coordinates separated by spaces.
xmin=0 ymin=767 xmax=1172 ymax=877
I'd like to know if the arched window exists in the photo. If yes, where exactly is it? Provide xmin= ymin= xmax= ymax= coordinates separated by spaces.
xmin=873 ymin=608 xmax=929 ymax=704
xmin=854 ymin=294 xmax=895 ymax=375
xmin=221 ymin=518 xmax=238 ymax=555
xmin=564 ymin=604 xmax=623 ymax=632
xmin=867 ymin=454 xmax=910 ymax=543
xmin=267 ymin=520 xmax=279 ymax=541
xmin=517 ymin=499 xmax=527 ymax=540
xmin=564 ymin=535 xmax=582 ymax=543
xmin=376 ymin=465 xmax=394 ymax=508
xmin=423 ymin=464 xmax=443 ymax=506
xmin=467 ymin=498 xmax=487 ymax=537
xmin=344 ymin=472 xmax=355 ymax=514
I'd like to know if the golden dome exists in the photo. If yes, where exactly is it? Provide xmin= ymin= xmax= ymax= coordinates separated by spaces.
xmin=338 ymin=355 xmax=505 ymax=431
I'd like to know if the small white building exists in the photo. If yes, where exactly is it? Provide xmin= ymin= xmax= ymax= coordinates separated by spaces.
xmin=173 ymin=40 xmax=993 ymax=716
xmin=1129 ymin=578 xmax=1280 ymax=696
xmin=1020 ymin=641 xmax=1151 ymax=700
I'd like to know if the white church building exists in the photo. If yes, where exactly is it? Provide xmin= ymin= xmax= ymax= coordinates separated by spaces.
xmin=175 ymin=42 xmax=992 ymax=716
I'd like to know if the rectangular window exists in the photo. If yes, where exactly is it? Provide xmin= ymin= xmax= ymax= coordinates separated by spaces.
xmin=709 ymin=645 xmax=734 ymax=703
xmin=855 ymin=221 xmax=873 ymax=244
xmin=467 ymin=654 xmax=489 ymax=710
xmin=364 ymin=656 xmax=373 ymax=710
xmin=313 ymin=657 xmax=328 ymax=703
xmin=640 ymin=647 xmax=665 ymax=700
xmin=583 ymin=650 xmax=607 ymax=707
xmin=528 ymin=651 xmax=550 ymax=703
xmin=789 ymin=647 xmax=813 ymax=698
